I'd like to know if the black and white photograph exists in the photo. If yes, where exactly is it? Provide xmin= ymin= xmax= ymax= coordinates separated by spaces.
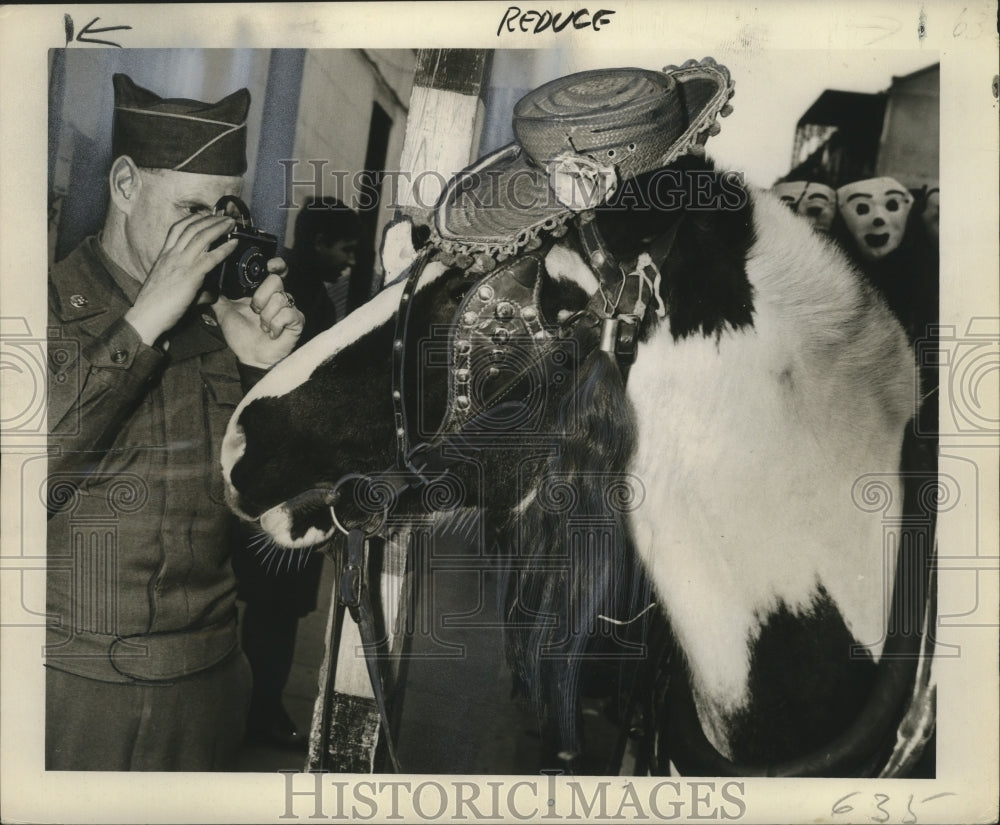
xmin=1 ymin=2 xmax=997 ymax=823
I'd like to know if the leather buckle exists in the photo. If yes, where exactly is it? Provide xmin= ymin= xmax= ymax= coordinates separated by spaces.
xmin=614 ymin=315 xmax=640 ymax=365
xmin=339 ymin=529 xmax=366 ymax=614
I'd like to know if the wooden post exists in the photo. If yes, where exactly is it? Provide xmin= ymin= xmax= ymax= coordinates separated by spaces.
xmin=308 ymin=49 xmax=491 ymax=773
xmin=396 ymin=49 xmax=492 ymax=226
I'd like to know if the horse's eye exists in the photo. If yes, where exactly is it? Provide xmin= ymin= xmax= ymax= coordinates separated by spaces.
xmin=855 ymin=203 xmax=870 ymax=216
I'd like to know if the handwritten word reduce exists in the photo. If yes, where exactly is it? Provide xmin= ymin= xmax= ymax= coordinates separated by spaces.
xmin=497 ymin=7 xmax=615 ymax=36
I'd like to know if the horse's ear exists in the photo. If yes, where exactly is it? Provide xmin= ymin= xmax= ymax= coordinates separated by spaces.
xmin=410 ymin=222 xmax=432 ymax=250
xmin=380 ymin=218 xmax=431 ymax=284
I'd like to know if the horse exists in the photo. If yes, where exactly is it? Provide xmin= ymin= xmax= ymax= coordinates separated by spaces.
xmin=219 ymin=154 xmax=933 ymax=775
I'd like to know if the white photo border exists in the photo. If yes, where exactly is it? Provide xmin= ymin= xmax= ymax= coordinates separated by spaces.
xmin=2 ymin=2 xmax=997 ymax=823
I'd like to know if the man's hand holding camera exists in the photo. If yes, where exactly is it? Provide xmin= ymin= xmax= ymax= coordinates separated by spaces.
xmin=214 ymin=260 xmax=304 ymax=369
xmin=124 ymin=204 xmax=303 ymax=370
xmin=124 ymin=212 xmax=239 ymax=346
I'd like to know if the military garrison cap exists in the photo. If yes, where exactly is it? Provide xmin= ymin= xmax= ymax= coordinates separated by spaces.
xmin=112 ymin=73 xmax=250 ymax=176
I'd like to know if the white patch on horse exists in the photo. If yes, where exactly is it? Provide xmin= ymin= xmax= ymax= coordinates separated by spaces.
xmin=627 ymin=189 xmax=915 ymax=721
xmin=259 ymin=503 xmax=333 ymax=549
xmin=544 ymin=244 xmax=600 ymax=294
xmin=381 ymin=219 xmax=420 ymax=282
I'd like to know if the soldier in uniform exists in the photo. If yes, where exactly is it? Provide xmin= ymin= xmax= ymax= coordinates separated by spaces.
xmin=46 ymin=73 xmax=304 ymax=771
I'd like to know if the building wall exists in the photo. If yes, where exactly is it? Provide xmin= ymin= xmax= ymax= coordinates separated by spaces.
xmin=284 ymin=50 xmax=415 ymax=275
xmin=876 ymin=67 xmax=940 ymax=189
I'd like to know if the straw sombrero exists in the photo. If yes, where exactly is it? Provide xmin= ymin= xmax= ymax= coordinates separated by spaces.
xmin=433 ymin=58 xmax=734 ymax=261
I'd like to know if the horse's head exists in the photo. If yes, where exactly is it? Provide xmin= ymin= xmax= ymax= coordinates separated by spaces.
xmin=220 ymin=224 xmax=603 ymax=548
xmin=222 ymin=59 xmax=743 ymax=552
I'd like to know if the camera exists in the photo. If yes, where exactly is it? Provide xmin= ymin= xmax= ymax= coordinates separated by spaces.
xmin=203 ymin=196 xmax=278 ymax=299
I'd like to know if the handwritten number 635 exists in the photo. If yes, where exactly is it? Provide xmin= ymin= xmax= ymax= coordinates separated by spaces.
xmin=832 ymin=791 xmax=956 ymax=823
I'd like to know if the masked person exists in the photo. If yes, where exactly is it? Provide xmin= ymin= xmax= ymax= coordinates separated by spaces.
xmin=833 ymin=176 xmax=929 ymax=341
xmin=834 ymin=175 xmax=938 ymax=498
xmin=771 ymin=180 xmax=838 ymax=234
xmin=836 ymin=176 xmax=914 ymax=262
xmin=46 ymin=74 xmax=304 ymax=771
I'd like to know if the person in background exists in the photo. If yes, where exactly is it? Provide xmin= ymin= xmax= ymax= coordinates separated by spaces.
xmin=232 ymin=196 xmax=360 ymax=750
xmin=771 ymin=179 xmax=838 ymax=234
xmin=46 ymin=73 xmax=304 ymax=771
xmin=832 ymin=176 xmax=935 ymax=343
xmin=833 ymin=176 xmax=939 ymax=519
xmin=283 ymin=196 xmax=360 ymax=343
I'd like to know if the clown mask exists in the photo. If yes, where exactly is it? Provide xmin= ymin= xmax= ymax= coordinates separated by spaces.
xmin=772 ymin=181 xmax=837 ymax=233
xmin=836 ymin=177 xmax=913 ymax=260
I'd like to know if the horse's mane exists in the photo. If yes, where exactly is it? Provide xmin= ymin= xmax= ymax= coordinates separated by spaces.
xmin=494 ymin=156 xmax=758 ymax=763
xmin=499 ymin=342 xmax=642 ymax=761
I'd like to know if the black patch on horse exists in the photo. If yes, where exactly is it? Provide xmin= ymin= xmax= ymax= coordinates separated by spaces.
xmin=228 ymin=323 xmax=398 ymax=520
xmin=594 ymin=156 xmax=757 ymax=343
xmin=726 ymin=586 xmax=877 ymax=765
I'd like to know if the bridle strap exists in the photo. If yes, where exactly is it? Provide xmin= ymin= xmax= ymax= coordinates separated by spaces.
xmin=390 ymin=246 xmax=444 ymax=483
xmin=342 ymin=528 xmax=403 ymax=772
xmin=575 ymin=210 xmax=682 ymax=380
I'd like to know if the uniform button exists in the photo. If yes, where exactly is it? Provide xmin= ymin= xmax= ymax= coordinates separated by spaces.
xmin=111 ymin=349 xmax=128 ymax=365
xmin=69 ymin=294 xmax=88 ymax=308
xmin=495 ymin=301 xmax=515 ymax=319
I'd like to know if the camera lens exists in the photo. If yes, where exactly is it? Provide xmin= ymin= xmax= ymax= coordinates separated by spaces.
xmin=238 ymin=246 xmax=267 ymax=290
